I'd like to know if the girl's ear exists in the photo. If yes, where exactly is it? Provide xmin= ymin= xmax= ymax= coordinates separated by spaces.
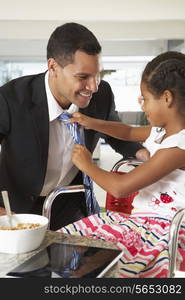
xmin=163 ymin=90 xmax=174 ymax=107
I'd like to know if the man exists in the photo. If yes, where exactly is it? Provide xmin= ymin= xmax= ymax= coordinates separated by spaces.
xmin=0 ymin=23 xmax=143 ymax=229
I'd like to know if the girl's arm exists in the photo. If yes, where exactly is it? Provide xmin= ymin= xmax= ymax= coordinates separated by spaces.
xmin=72 ymin=144 xmax=185 ymax=198
xmin=71 ymin=112 xmax=151 ymax=142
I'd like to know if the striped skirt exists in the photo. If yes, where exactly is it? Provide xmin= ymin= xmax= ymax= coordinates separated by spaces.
xmin=57 ymin=211 xmax=185 ymax=278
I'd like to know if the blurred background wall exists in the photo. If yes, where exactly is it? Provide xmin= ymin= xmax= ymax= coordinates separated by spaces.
xmin=0 ymin=0 xmax=185 ymax=112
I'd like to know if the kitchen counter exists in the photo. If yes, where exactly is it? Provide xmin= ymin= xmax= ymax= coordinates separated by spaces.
xmin=0 ymin=230 xmax=118 ymax=278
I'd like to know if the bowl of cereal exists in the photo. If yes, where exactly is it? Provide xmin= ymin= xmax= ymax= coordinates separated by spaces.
xmin=0 ymin=214 xmax=48 ymax=254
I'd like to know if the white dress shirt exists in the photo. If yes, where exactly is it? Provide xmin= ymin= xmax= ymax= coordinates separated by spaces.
xmin=40 ymin=72 xmax=78 ymax=196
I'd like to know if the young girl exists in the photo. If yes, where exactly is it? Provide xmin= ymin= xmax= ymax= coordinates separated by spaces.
xmin=58 ymin=57 xmax=185 ymax=278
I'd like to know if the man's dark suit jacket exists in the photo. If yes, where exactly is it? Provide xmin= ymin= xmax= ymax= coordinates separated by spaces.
xmin=0 ymin=73 xmax=143 ymax=226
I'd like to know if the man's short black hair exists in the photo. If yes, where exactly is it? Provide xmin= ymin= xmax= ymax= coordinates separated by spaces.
xmin=47 ymin=22 xmax=102 ymax=66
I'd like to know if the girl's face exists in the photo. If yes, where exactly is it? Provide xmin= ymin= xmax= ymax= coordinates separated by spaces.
xmin=140 ymin=82 xmax=166 ymax=127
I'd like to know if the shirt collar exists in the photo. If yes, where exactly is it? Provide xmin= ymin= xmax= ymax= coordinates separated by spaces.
xmin=45 ymin=71 xmax=78 ymax=122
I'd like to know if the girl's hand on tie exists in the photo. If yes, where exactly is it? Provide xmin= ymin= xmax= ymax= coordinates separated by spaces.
xmin=70 ymin=112 xmax=95 ymax=130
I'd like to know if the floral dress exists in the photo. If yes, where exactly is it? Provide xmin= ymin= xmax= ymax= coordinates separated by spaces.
xmin=58 ymin=127 xmax=185 ymax=278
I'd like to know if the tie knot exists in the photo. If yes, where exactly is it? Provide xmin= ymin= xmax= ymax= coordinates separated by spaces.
xmin=58 ymin=112 xmax=72 ymax=123
xmin=58 ymin=111 xmax=82 ymax=145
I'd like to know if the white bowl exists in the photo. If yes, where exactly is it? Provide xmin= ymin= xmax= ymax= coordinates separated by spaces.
xmin=0 ymin=214 xmax=48 ymax=254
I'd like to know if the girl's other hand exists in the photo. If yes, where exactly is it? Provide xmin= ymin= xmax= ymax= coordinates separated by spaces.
xmin=72 ymin=144 xmax=93 ymax=172
xmin=136 ymin=148 xmax=150 ymax=161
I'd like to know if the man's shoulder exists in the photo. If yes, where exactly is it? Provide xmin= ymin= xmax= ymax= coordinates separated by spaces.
xmin=98 ymin=79 xmax=111 ymax=90
xmin=0 ymin=73 xmax=46 ymax=105
xmin=92 ymin=79 xmax=112 ymax=100
xmin=0 ymin=72 xmax=45 ymax=93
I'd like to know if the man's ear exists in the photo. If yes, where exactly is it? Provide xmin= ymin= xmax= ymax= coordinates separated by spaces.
xmin=47 ymin=58 xmax=58 ymax=76
xmin=163 ymin=90 xmax=174 ymax=107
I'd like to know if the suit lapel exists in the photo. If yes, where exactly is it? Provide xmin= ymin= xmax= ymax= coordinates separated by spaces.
xmin=30 ymin=74 xmax=49 ymax=176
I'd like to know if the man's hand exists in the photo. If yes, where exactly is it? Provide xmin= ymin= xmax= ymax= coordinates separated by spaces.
xmin=0 ymin=206 xmax=6 ymax=216
xmin=0 ymin=206 xmax=15 ymax=216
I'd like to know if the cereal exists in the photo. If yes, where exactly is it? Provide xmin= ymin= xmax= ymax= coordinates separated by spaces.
xmin=0 ymin=223 xmax=41 ymax=230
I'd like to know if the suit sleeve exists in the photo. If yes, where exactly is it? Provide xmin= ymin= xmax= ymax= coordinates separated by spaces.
xmin=0 ymin=93 xmax=10 ymax=143
xmin=98 ymin=81 xmax=144 ymax=159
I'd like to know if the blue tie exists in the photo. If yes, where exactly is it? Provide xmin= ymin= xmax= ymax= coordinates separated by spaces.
xmin=58 ymin=112 xmax=100 ymax=216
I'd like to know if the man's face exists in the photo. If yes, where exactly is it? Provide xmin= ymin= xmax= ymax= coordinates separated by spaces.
xmin=48 ymin=50 xmax=102 ymax=109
